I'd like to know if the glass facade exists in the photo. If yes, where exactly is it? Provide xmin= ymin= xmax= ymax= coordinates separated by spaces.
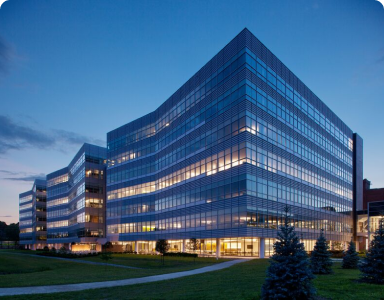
xmin=46 ymin=143 xmax=107 ymax=252
xmin=357 ymin=201 xmax=384 ymax=251
xmin=18 ymin=29 xmax=362 ymax=255
xmin=19 ymin=179 xmax=47 ymax=249
xmin=106 ymin=29 xmax=362 ymax=256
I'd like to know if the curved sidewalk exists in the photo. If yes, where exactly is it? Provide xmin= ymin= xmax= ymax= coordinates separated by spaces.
xmin=0 ymin=259 xmax=246 ymax=296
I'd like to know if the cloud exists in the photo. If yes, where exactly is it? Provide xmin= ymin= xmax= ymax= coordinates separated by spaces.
xmin=53 ymin=129 xmax=105 ymax=148
xmin=0 ymin=115 xmax=55 ymax=153
xmin=0 ymin=115 xmax=105 ymax=154
xmin=0 ymin=170 xmax=46 ymax=182
xmin=0 ymin=170 xmax=19 ymax=175
xmin=2 ymin=173 xmax=46 ymax=182
xmin=0 ymin=35 xmax=12 ymax=74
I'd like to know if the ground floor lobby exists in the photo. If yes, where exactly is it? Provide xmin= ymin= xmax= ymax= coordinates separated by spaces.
xmin=46 ymin=243 xmax=102 ymax=252
xmin=111 ymin=237 xmax=327 ymax=258
xmin=24 ymin=237 xmax=348 ymax=256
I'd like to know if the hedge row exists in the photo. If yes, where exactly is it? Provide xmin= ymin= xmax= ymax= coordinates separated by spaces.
xmin=103 ymin=251 xmax=138 ymax=254
xmin=35 ymin=251 xmax=99 ymax=259
xmin=308 ymin=250 xmax=344 ymax=258
xmin=164 ymin=252 xmax=198 ymax=258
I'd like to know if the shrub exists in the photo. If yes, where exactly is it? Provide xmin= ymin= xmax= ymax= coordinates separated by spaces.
xmin=43 ymin=246 xmax=49 ymax=252
xmin=358 ymin=250 xmax=367 ymax=258
xmin=164 ymin=252 xmax=198 ymax=258
xmin=329 ymin=250 xmax=344 ymax=258
xmin=35 ymin=251 xmax=100 ymax=259
xmin=122 ymin=250 xmax=137 ymax=254
xmin=103 ymin=241 xmax=113 ymax=252
xmin=59 ymin=246 xmax=67 ymax=254
xmin=100 ymin=251 xmax=113 ymax=264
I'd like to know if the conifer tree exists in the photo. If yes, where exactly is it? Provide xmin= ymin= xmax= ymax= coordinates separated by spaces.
xmin=342 ymin=240 xmax=359 ymax=269
xmin=310 ymin=229 xmax=333 ymax=274
xmin=359 ymin=218 xmax=384 ymax=284
xmin=261 ymin=207 xmax=316 ymax=299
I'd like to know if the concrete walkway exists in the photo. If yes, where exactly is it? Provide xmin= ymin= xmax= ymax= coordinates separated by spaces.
xmin=0 ymin=252 xmax=141 ymax=269
xmin=331 ymin=258 xmax=343 ymax=262
xmin=0 ymin=259 xmax=246 ymax=296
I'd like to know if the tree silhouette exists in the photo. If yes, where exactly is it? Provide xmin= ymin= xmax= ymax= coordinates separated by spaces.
xmin=156 ymin=239 xmax=170 ymax=265
xmin=188 ymin=238 xmax=200 ymax=262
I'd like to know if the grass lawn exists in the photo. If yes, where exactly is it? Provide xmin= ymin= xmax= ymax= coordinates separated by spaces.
xmin=4 ymin=259 xmax=384 ymax=300
xmin=82 ymin=253 xmax=230 ymax=270
xmin=0 ymin=251 xmax=227 ymax=288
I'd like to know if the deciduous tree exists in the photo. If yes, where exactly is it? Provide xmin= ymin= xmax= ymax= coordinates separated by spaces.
xmin=156 ymin=239 xmax=170 ymax=265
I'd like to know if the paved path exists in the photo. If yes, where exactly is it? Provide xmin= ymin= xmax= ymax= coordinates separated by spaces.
xmin=0 ymin=252 xmax=141 ymax=269
xmin=331 ymin=258 xmax=343 ymax=262
xmin=0 ymin=259 xmax=246 ymax=296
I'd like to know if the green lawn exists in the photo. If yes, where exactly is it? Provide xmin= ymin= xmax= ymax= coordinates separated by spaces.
xmin=4 ymin=259 xmax=383 ymax=300
xmin=1 ymin=252 xmax=383 ymax=300
xmin=82 ymin=253 xmax=230 ymax=270
xmin=0 ymin=251 xmax=227 ymax=288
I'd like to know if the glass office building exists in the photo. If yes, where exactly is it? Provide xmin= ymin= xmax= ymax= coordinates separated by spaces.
xmin=106 ymin=29 xmax=363 ymax=257
xmin=46 ymin=143 xmax=107 ymax=252
xmin=19 ymin=179 xmax=47 ymax=250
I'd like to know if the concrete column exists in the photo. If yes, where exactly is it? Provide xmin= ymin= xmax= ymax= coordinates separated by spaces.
xmin=182 ymin=239 xmax=186 ymax=253
xmin=355 ymin=240 xmax=360 ymax=252
xmin=134 ymin=241 xmax=139 ymax=253
xmin=216 ymin=238 xmax=221 ymax=260
xmin=260 ymin=238 xmax=265 ymax=258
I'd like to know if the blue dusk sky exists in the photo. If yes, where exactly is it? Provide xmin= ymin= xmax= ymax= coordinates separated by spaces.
xmin=0 ymin=0 xmax=383 ymax=224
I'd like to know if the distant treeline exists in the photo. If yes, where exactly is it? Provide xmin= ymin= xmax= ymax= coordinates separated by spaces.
xmin=0 ymin=221 xmax=19 ymax=241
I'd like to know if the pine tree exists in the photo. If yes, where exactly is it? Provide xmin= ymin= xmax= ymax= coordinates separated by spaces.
xmin=359 ymin=218 xmax=384 ymax=284
xmin=261 ymin=207 xmax=316 ymax=299
xmin=310 ymin=229 xmax=333 ymax=274
xmin=342 ymin=240 xmax=359 ymax=269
